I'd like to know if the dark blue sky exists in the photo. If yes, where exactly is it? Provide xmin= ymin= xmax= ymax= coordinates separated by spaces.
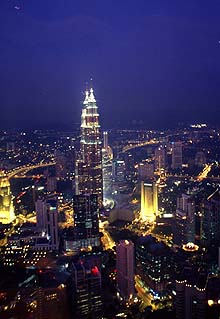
xmin=1 ymin=0 xmax=220 ymax=129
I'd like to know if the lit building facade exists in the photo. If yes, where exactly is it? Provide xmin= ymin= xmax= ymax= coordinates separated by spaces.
xmin=155 ymin=145 xmax=166 ymax=172
xmin=0 ymin=173 xmax=15 ymax=224
xmin=171 ymin=141 xmax=183 ymax=169
xmin=112 ymin=159 xmax=126 ymax=182
xmin=136 ymin=236 xmax=173 ymax=296
xmin=55 ymin=150 xmax=67 ymax=179
xmin=73 ymin=194 xmax=100 ymax=249
xmin=0 ymin=269 xmax=70 ymax=319
xmin=71 ymin=261 xmax=102 ymax=318
xmin=116 ymin=240 xmax=135 ymax=299
xmin=140 ymin=181 xmax=158 ymax=222
xmin=176 ymin=268 xmax=220 ymax=319
xmin=173 ymin=194 xmax=195 ymax=246
xmin=103 ymin=131 xmax=108 ymax=151
xmin=76 ymin=88 xmax=103 ymax=204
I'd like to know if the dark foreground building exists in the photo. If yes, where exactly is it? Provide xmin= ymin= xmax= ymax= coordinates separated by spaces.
xmin=71 ymin=260 xmax=102 ymax=318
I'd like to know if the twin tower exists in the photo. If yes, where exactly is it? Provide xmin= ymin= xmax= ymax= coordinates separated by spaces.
xmin=75 ymin=87 xmax=103 ymax=203
xmin=75 ymin=87 xmax=158 ymax=224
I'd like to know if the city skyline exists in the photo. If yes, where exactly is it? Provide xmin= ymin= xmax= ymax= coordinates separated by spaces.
xmin=0 ymin=119 xmax=220 ymax=317
xmin=1 ymin=1 xmax=220 ymax=129
xmin=1 ymin=2 xmax=220 ymax=317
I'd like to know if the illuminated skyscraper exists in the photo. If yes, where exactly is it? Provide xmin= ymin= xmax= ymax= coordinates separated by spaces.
xmin=0 ymin=172 xmax=15 ymax=224
xmin=76 ymin=88 xmax=103 ymax=204
xmin=73 ymin=194 xmax=100 ymax=249
xmin=155 ymin=146 xmax=166 ymax=172
xmin=112 ymin=159 xmax=125 ymax=182
xmin=103 ymin=131 xmax=108 ymax=151
xmin=141 ymin=181 xmax=158 ymax=222
xmin=171 ymin=141 xmax=183 ymax=169
xmin=116 ymin=240 xmax=135 ymax=299
xmin=173 ymin=194 xmax=195 ymax=246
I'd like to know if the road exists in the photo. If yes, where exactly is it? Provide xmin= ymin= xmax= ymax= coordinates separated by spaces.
xmin=122 ymin=140 xmax=160 ymax=152
xmin=135 ymin=275 xmax=154 ymax=308
xmin=7 ymin=162 xmax=55 ymax=179
xmin=197 ymin=163 xmax=213 ymax=182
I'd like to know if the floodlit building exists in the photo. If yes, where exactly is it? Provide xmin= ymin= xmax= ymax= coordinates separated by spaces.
xmin=140 ymin=180 xmax=158 ymax=222
xmin=75 ymin=88 xmax=103 ymax=204
xmin=0 ymin=172 xmax=15 ymax=224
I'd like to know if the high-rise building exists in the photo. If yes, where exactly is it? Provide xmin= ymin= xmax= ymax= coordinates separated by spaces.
xmin=55 ymin=150 xmax=67 ymax=179
xmin=71 ymin=260 xmax=102 ymax=318
xmin=103 ymin=131 xmax=108 ymax=151
xmin=123 ymin=152 xmax=135 ymax=182
xmin=116 ymin=240 xmax=135 ymax=299
xmin=136 ymin=236 xmax=173 ymax=296
xmin=202 ymin=192 xmax=220 ymax=248
xmin=46 ymin=176 xmax=57 ymax=192
xmin=171 ymin=141 xmax=183 ymax=169
xmin=140 ymin=181 xmax=158 ymax=222
xmin=173 ymin=194 xmax=195 ymax=246
xmin=112 ymin=159 xmax=126 ymax=182
xmin=37 ymin=270 xmax=71 ymax=319
xmin=0 ymin=172 xmax=15 ymax=224
xmin=35 ymin=196 xmax=59 ymax=250
xmin=155 ymin=146 xmax=166 ymax=172
xmin=137 ymin=162 xmax=154 ymax=180
xmin=102 ymin=152 xmax=113 ymax=202
xmin=73 ymin=194 xmax=100 ymax=249
xmin=195 ymin=151 xmax=206 ymax=167
xmin=76 ymin=88 xmax=103 ymax=204
xmin=176 ymin=268 xmax=220 ymax=319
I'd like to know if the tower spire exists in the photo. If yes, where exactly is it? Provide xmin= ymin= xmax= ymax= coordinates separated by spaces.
xmin=89 ymin=88 xmax=96 ymax=103
xmin=90 ymin=77 xmax=93 ymax=89
xmin=76 ymin=80 xmax=103 ymax=204
xmin=83 ymin=88 xmax=89 ymax=105
xmin=89 ymin=78 xmax=96 ymax=102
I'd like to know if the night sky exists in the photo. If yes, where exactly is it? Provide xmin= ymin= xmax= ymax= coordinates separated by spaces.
xmin=1 ymin=0 xmax=220 ymax=129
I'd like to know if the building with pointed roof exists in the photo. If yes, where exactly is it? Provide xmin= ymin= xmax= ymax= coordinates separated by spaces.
xmin=75 ymin=87 xmax=103 ymax=204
